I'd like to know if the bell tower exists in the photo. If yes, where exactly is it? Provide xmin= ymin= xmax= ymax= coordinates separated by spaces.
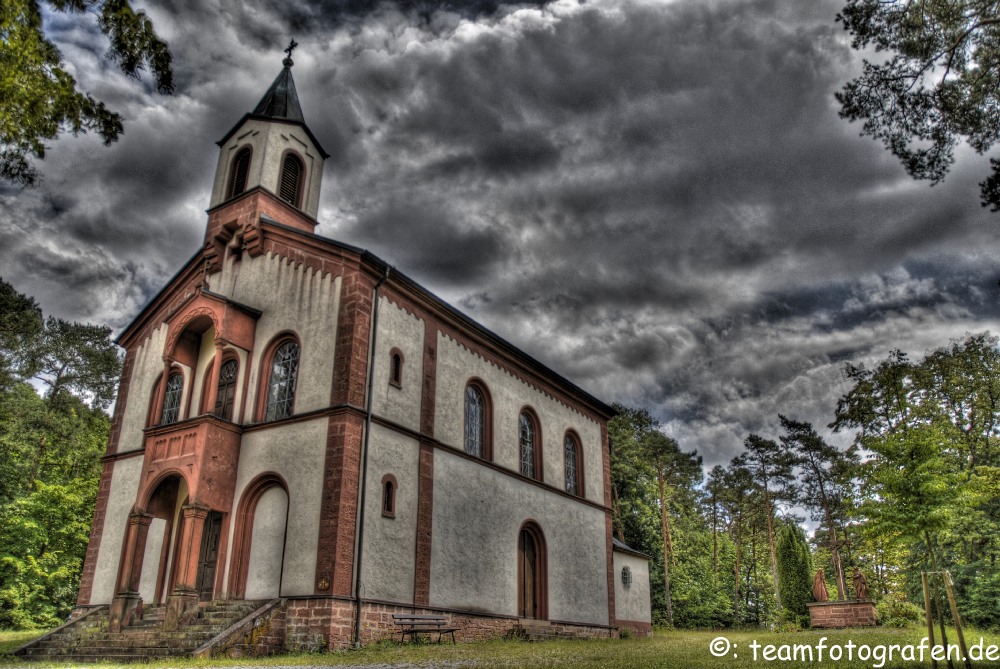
xmin=208 ymin=42 xmax=328 ymax=220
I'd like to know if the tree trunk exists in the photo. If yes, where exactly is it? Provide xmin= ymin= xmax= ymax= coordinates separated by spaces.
xmin=733 ymin=511 xmax=743 ymax=618
xmin=657 ymin=473 xmax=674 ymax=626
xmin=764 ymin=489 xmax=781 ymax=610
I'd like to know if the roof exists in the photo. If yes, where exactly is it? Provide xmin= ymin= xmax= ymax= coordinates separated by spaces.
xmin=613 ymin=537 xmax=650 ymax=559
xmin=252 ymin=59 xmax=304 ymax=122
xmin=215 ymin=60 xmax=329 ymax=158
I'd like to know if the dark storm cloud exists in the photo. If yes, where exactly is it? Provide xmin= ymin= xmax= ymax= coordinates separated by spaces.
xmin=9 ymin=0 xmax=1000 ymax=464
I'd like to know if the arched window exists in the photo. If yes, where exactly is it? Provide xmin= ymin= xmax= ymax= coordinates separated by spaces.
xmin=214 ymin=358 xmax=239 ymax=421
xmin=228 ymin=147 xmax=252 ymax=199
xmin=519 ymin=411 xmax=540 ymax=480
xmin=381 ymin=474 xmax=397 ymax=518
xmin=160 ymin=373 xmax=183 ymax=425
xmin=278 ymin=153 xmax=303 ymax=207
xmin=389 ymin=349 xmax=403 ymax=387
xmin=564 ymin=432 xmax=583 ymax=496
xmin=464 ymin=382 xmax=492 ymax=459
xmin=264 ymin=340 xmax=299 ymax=421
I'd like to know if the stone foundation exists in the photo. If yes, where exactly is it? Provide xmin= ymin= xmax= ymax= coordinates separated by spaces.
xmin=807 ymin=600 xmax=876 ymax=628
xmin=616 ymin=619 xmax=653 ymax=638
xmin=283 ymin=598 xmax=615 ymax=651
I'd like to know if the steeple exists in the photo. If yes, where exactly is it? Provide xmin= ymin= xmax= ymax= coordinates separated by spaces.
xmin=208 ymin=42 xmax=327 ymax=220
xmin=252 ymin=41 xmax=305 ymax=122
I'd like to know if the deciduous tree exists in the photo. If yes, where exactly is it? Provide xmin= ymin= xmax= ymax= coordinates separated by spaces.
xmin=1 ymin=0 xmax=173 ymax=186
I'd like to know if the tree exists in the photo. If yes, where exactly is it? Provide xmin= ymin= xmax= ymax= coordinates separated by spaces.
xmin=736 ymin=434 xmax=797 ymax=611
xmin=837 ymin=0 xmax=1000 ymax=209
xmin=780 ymin=416 xmax=857 ymax=601
xmin=832 ymin=333 xmax=1000 ymax=627
xmin=1 ymin=0 xmax=173 ymax=186
xmin=0 ymin=281 xmax=116 ymax=628
xmin=0 ymin=278 xmax=42 ymax=389
xmin=643 ymin=432 xmax=702 ymax=627
xmin=775 ymin=522 xmax=813 ymax=625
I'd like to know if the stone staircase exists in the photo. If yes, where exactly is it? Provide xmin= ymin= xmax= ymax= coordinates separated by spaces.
xmin=16 ymin=600 xmax=265 ymax=662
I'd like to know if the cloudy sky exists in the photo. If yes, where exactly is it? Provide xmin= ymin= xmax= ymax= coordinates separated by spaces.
xmin=4 ymin=0 xmax=1000 ymax=468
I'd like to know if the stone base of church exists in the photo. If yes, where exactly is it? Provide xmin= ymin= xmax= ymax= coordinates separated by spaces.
xmin=807 ymin=600 xmax=876 ymax=628
xmin=283 ymin=598 xmax=617 ymax=651
xmin=616 ymin=619 xmax=653 ymax=638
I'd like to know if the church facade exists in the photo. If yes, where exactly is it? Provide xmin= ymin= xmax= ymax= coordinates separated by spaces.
xmin=73 ymin=56 xmax=652 ymax=650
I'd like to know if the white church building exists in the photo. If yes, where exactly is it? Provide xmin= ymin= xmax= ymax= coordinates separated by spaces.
xmin=70 ymin=54 xmax=653 ymax=652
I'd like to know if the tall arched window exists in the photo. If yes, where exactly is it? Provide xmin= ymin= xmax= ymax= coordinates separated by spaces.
xmin=564 ymin=433 xmax=582 ymax=496
xmin=228 ymin=147 xmax=252 ymax=199
xmin=264 ymin=340 xmax=299 ymax=421
xmin=160 ymin=373 xmax=183 ymax=425
xmin=278 ymin=153 xmax=303 ymax=207
xmin=519 ymin=411 xmax=539 ymax=480
xmin=214 ymin=358 xmax=239 ymax=421
xmin=464 ymin=382 xmax=491 ymax=459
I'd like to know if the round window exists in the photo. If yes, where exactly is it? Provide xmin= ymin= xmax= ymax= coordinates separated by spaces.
xmin=621 ymin=565 xmax=632 ymax=589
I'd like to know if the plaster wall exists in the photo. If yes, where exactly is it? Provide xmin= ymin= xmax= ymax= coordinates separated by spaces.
xmin=359 ymin=424 xmax=419 ymax=603
xmin=208 ymin=252 xmax=340 ymax=422
xmin=210 ymin=119 xmax=323 ymax=218
xmin=613 ymin=552 xmax=651 ymax=624
xmin=429 ymin=449 xmax=609 ymax=625
xmin=244 ymin=486 xmax=288 ymax=599
xmin=223 ymin=418 xmax=327 ymax=596
xmin=433 ymin=332 xmax=604 ymax=504
xmin=371 ymin=297 xmax=424 ymax=432
xmin=117 ymin=325 xmax=168 ymax=452
xmin=89 ymin=455 xmax=145 ymax=604
xmin=137 ymin=518 xmax=166 ymax=602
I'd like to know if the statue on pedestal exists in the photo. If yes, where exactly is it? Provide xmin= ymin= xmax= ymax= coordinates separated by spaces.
xmin=852 ymin=568 xmax=870 ymax=600
xmin=812 ymin=568 xmax=829 ymax=602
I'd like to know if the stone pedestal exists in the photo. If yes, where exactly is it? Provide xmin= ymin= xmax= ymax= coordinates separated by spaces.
xmin=807 ymin=599 xmax=876 ymax=628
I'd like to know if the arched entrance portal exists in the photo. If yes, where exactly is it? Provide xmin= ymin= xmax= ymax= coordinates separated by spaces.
xmin=136 ymin=475 xmax=187 ymax=605
xmin=518 ymin=522 xmax=547 ymax=619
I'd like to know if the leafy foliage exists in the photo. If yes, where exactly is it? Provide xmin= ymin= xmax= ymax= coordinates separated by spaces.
xmin=837 ymin=0 xmax=1000 ymax=209
xmin=0 ymin=281 xmax=115 ymax=628
xmin=775 ymin=522 xmax=812 ymax=626
xmin=833 ymin=332 xmax=1000 ymax=627
xmin=0 ymin=0 xmax=173 ymax=186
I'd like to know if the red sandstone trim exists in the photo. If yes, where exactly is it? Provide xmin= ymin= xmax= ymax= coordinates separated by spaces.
xmin=413 ymin=442 xmax=434 ymax=606
xmin=315 ymin=413 xmax=364 ymax=596
xmin=420 ymin=321 xmax=437 ymax=437
xmin=76 ymin=459 xmax=116 ymax=606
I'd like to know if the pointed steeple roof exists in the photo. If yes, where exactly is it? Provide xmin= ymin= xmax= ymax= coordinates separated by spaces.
xmin=216 ymin=45 xmax=328 ymax=158
xmin=252 ymin=57 xmax=305 ymax=122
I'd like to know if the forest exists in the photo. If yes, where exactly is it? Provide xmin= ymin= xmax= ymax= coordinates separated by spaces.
xmin=1 ymin=277 xmax=999 ymax=632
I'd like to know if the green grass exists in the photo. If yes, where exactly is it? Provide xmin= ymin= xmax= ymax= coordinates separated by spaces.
xmin=0 ymin=630 xmax=47 ymax=656
xmin=4 ymin=626 xmax=1000 ymax=668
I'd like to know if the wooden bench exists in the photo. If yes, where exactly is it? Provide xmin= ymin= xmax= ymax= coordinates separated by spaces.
xmin=391 ymin=613 xmax=458 ymax=644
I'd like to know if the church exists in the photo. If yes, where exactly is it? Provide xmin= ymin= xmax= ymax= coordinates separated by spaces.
xmin=63 ymin=52 xmax=652 ymax=654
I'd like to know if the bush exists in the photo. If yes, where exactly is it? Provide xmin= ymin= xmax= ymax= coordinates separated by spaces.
xmin=876 ymin=593 xmax=923 ymax=627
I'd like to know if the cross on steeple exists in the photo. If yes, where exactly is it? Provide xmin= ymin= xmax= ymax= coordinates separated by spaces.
xmin=283 ymin=39 xmax=298 ymax=67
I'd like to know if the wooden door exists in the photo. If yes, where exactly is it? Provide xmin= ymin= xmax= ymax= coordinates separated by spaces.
xmin=519 ymin=529 xmax=537 ymax=618
xmin=196 ymin=511 xmax=223 ymax=601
